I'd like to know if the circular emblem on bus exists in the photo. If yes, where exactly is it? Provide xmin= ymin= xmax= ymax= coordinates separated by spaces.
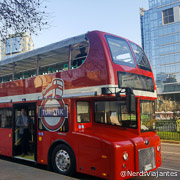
xmin=40 ymin=78 xmax=67 ymax=132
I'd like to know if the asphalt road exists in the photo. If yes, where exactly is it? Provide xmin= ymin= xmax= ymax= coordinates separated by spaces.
xmin=0 ymin=142 xmax=179 ymax=180
xmin=160 ymin=143 xmax=180 ymax=170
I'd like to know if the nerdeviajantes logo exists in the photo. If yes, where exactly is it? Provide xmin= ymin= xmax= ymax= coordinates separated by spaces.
xmin=40 ymin=78 xmax=68 ymax=132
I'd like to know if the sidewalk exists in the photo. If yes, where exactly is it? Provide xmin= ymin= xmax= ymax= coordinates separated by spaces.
xmin=161 ymin=140 xmax=180 ymax=144
xmin=0 ymin=159 xmax=76 ymax=180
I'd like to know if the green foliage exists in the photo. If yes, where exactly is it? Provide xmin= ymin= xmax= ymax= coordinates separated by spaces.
xmin=157 ymin=131 xmax=180 ymax=141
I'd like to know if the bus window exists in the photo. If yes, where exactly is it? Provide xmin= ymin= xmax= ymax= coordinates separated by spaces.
xmin=95 ymin=101 xmax=137 ymax=128
xmin=14 ymin=70 xmax=37 ymax=80
xmin=106 ymin=35 xmax=136 ymax=67
xmin=0 ymin=108 xmax=12 ymax=128
xmin=0 ymin=75 xmax=12 ymax=83
xmin=129 ymin=42 xmax=151 ymax=71
xmin=77 ymin=102 xmax=90 ymax=123
xmin=39 ymin=50 xmax=69 ymax=74
xmin=39 ymin=61 xmax=69 ymax=75
xmin=71 ymin=41 xmax=89 ymax=69
xmin=140 ymin=100 xmax=156 ymax=132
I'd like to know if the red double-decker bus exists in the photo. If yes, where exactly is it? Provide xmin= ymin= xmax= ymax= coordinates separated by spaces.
xmin=0 ymin=31 xmax=161 ymax=179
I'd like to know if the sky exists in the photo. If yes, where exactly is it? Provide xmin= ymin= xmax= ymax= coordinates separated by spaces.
xmin=32 ymin=0 xmax=149 ymax=49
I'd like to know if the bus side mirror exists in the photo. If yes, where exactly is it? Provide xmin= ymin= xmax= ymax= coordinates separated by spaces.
xmin=126 ymin=88 xmax=136 ymax=113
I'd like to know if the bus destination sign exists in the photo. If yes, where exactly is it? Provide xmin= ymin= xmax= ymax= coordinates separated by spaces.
xmin=40 ymin=107 xmax=67 ymax=117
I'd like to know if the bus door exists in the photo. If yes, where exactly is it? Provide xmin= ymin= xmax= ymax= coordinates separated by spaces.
xmin=13 ymin=103 xmax=37 ymax=161
xmin=0 ymin=107 xmax=13 ymax=157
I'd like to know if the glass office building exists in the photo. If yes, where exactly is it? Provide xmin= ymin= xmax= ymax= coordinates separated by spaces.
xmin=140 ymin=0 xmax=180 ymax=113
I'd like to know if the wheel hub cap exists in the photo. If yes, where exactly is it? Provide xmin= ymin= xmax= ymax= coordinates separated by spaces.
xmin=55 ymin=150 xmax=70 ymax=172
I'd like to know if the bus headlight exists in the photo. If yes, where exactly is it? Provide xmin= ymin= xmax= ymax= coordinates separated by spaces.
xmin=157 ymin=145 xmax=160 ymax=152
xmin=123 ymin=152 xmax=128 ymax=160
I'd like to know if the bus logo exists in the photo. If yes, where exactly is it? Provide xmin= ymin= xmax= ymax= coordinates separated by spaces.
xmin=40 ymin=78 xmax=67 ymax=132
xmin=40 ymin=107 xmax=67 ymax=117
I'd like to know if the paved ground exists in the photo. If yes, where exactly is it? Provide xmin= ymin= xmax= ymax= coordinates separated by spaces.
xmin=0 ymin=158 xmax=75 ymax=180
xmin=0 ymin=142 xmax=180 ymax=180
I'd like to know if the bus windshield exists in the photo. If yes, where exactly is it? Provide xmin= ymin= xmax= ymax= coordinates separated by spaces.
xmin=140 ymin=100 xmax=156 ymax=132
xmin=129 ymin=42 xmax=151 ymax=71
xmin=95 ymin=101 xmax=137 ymax=129
xmin=106 ymin=35 xmax=136 ymax=67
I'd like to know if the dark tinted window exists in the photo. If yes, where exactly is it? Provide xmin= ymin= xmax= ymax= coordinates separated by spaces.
xmin=163 ymin=8 xmax=174 ymax=24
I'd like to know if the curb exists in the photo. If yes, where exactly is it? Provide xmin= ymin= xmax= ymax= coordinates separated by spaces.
xmin=161 ymin=140 xmax=180 ymax=144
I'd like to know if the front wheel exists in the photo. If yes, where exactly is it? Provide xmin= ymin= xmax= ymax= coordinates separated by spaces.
xmin=51 ymin=144 xmax=76 ymax=176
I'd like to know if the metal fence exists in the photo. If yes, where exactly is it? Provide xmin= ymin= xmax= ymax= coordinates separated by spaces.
xmin=156 ymin=120 xmax=180 ymax=141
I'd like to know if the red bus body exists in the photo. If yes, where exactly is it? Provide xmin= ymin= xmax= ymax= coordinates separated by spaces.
xmin=0 ymin=31 xmax=161 ymax=179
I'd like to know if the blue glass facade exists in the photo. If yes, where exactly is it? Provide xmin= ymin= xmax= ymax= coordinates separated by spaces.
xmin=141 ymin=0 xmax=180 ymax=112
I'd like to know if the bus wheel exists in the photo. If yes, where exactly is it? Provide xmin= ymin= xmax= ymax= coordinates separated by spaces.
xmin=51 ymin=144 xmax=76 ymax=176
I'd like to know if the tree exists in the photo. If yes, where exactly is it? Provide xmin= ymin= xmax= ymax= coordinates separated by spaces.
xmin=156 ymin=96 xmax=177 ymax=112
xmin=0 ymin=0 xmax=47 ymax=39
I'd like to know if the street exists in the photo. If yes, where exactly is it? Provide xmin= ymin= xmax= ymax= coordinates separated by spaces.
xmin=0 ymin=142 xmax=179 ymax=180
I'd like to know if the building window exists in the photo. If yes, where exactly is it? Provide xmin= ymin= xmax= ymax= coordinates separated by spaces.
xmin=163 ymin=8 xmax=174 ymax=24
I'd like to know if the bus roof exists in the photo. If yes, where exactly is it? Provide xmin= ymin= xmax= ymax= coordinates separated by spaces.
xmin=0 ymin=33 xmax=86 ymax=77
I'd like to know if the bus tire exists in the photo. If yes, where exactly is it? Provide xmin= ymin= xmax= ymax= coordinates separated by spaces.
xmin=51 ymin=144 xmax=76 ymax=176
